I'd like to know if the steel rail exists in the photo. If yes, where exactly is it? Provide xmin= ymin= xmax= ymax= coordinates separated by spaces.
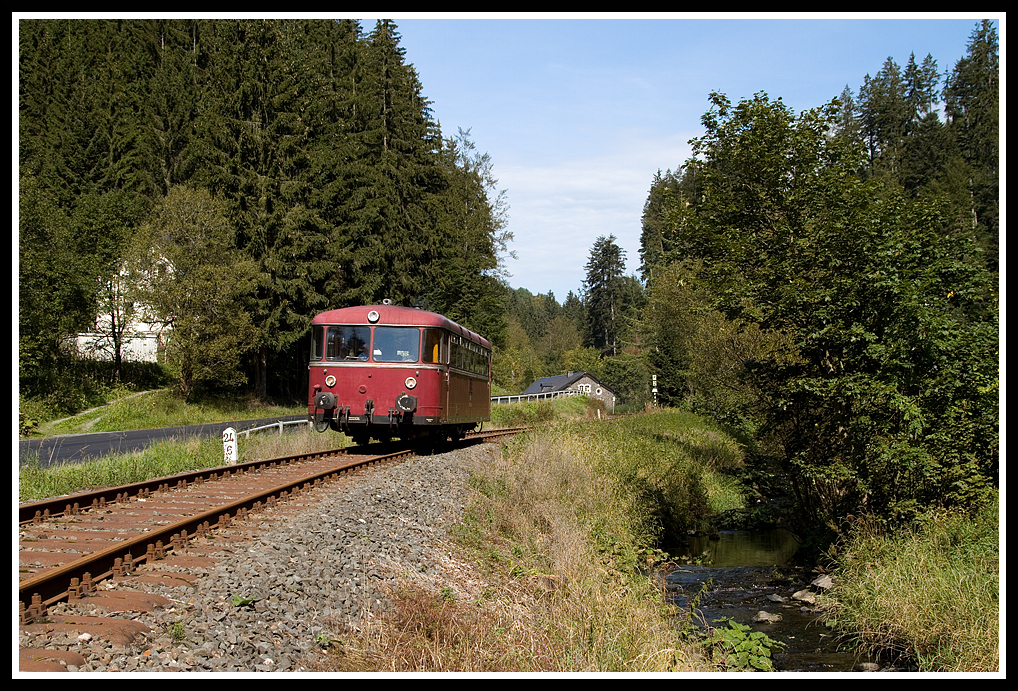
xmin=17 ymin=427 xmax=524 ymax=618
xmin=19 ymin=447 xmax=347 ymax=525
xmin=17 ymin=447 xmax=410 ymax=615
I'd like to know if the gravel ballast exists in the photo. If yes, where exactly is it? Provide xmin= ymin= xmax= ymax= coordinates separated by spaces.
xmin=20 ymin=442 xmax=499 ymax=672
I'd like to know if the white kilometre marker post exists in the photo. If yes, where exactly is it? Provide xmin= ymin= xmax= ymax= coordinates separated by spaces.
xmin=223 ymin=427 xmax=238 ymax=465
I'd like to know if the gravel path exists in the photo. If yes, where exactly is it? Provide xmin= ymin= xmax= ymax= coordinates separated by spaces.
xmin=21 ymin=442 xmax=499 ymax=672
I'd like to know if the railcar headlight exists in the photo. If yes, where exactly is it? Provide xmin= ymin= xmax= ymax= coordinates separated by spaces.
xmin=326 ymin=375 xmax=336 ymax=388
xmin=367 ymin=310 xmax=379 ymax=323
xmin=404 ymin=376 xmax=417 ymax=389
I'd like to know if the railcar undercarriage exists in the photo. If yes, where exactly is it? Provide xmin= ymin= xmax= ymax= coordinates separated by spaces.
xmin=311 ymin=399 xmax=474 ymax=445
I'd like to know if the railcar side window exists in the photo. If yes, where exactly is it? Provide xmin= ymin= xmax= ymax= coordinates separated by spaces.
xmin=451 ymin=336 xmax=463 ymax=370
xmin=325 ymin=326 xmax=370 ymax=361
xmin=446 ymin=336 xmax=490 ymax=376
xmin=373 ymin=327 xmax=421 ymax=363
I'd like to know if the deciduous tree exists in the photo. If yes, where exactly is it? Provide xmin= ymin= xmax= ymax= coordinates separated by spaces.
xmin=664 ymin=91 xmax=997 ymax=523
xmin=132 ymin=186 xmax=258 ymax=400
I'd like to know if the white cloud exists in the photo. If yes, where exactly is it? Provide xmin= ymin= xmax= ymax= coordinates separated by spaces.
xmin=497 ymin=131 xmax=693 ymax=297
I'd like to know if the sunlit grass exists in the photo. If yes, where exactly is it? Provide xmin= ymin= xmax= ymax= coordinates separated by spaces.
xmin=821 ymin=494 xmax=999 ymax=672
xmin=38 ymin=388 xmax=306 ymax=437
xmin=311 ymin=408 xmax=741 ymax=672
xmin=487 ymin=395 xmax=593 ymax=428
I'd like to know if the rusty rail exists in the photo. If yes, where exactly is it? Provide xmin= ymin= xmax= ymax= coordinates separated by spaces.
xmin=18 ymin=427 xmax=525 ymax=620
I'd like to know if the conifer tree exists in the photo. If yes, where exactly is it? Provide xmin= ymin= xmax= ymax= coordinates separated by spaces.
xmin=858 ymin=57 xmax=908 ymax=175
xmin=143 ymin=19 xmax=203 ymax=196
xmin=583 ymin=235 xmax=627 ymax=357
xmin=429 ymin=128 xmax=510 ymax=343
xmin=638 ymin=170 xmax=682 ymax=284
xmin=944 ymin=20 xmax=999 ymax=271
xmin=341 ymin=19 xmax=445 ymax=307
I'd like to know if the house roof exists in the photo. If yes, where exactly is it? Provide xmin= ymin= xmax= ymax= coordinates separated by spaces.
xmin=522 ymin=371 xmax=614 ymax=396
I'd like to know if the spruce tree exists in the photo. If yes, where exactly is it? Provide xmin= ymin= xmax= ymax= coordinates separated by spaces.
xmin=342 ymin=19 xmax=445 ymax=307
xmin=429 ymin=129 xmax=510 ymax=344
xmin=583 ymin=235 xmax=626 ymax=357
xmin=638 ymin=170 xmax=681 ymax=284
xmin=858 ymin=57 xmax=908 ymax=175
xmin=944 ymin=20 xmax=999 ymax=271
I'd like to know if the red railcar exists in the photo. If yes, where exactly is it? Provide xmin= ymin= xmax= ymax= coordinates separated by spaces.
xmin=308 ymin=304 xmax=491 ymax=444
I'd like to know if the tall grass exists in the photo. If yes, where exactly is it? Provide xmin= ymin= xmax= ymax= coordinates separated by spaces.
xmin=821 ymin=494 xmax=999 ymax=672
xmin=569 ymin=410 xmax=747 ymax=538
xmin=312 ymin=408 xmax=743 ymax=672
xmin=18 ymin=427 xmax=348 ymax=502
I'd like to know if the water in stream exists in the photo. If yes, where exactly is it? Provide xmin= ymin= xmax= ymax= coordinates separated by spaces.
xmin=664 ymin=528 xmax=878 ymax=672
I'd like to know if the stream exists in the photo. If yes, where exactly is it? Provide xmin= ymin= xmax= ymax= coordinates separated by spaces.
xmin=664 ymin=528 xmax=881 ymax=672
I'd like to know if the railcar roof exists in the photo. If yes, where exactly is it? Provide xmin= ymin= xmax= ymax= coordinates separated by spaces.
xmin=312 ymin=305 xmax=490 ymax=348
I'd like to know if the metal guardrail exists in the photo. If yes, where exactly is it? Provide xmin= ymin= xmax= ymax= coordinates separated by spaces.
xmin=237 ymin=419 xmax=312 ymax=438
xmin=490 ymin=390 xmax=584 ymax=405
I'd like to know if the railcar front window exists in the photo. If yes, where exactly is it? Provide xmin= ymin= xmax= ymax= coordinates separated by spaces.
xmin=325 ymin=326 xmax=370 ymax=361
xmin=373 ymin=327 xmax=420 ymax=362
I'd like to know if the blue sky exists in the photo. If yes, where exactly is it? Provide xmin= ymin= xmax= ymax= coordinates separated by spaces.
xmin=383 ymin=14 xmax=1002 ymax=301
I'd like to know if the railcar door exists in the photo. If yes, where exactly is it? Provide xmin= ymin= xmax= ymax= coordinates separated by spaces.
xmin=442 ymin=331 xmax=451 ymax=422
xmin=422 ymin=327 xmax=449 ymax=422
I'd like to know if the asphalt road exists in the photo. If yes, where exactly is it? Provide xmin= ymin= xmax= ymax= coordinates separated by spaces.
xmin=18 ymin=415 xmax=308 ymax=468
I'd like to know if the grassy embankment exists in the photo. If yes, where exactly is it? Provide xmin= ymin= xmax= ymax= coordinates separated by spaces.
xmin=312 ymin=398 xmax=745 ymax=672
xmin=821 ymin=495 xmax=1000 ymax=672
xmin=22 ymin=389 xmax=994 ymax=671
xmin=18 ymin=388 xmax=343 ymax=502
xmin=25 ymin=387 xmax=301 ymax=437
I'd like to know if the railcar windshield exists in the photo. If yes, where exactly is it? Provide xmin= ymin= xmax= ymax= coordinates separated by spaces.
xmin=319 ymin=325 xmax=370 ymax=361
xmin=372 ymin=327 xmax=421 ymax=362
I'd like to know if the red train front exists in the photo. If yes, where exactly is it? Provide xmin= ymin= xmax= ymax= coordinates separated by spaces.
xmin=308 ymin=304 xmax=491 ymax=444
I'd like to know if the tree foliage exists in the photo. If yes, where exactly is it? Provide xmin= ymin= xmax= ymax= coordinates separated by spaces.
xmin=651 ymin=88 xmax=997 ymax=523
xmin=132 ymin=187 xmax=258 ymax=400
xmin=18 ymin=173 xmax=95 ymax=387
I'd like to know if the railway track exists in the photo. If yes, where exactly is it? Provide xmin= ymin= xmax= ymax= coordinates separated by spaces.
xmin=17 ymin=427 xmax=524 ymax=672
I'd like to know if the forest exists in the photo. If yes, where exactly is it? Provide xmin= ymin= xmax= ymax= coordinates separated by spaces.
xmin=19 ymin=19 xmax=998 ymax=526
xmin=19 ymin=19 xmax=510 ymax=404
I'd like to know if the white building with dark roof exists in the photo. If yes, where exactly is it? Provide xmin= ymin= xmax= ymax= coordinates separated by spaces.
xmin=522 ymin=371 xmax=617 ymax=412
